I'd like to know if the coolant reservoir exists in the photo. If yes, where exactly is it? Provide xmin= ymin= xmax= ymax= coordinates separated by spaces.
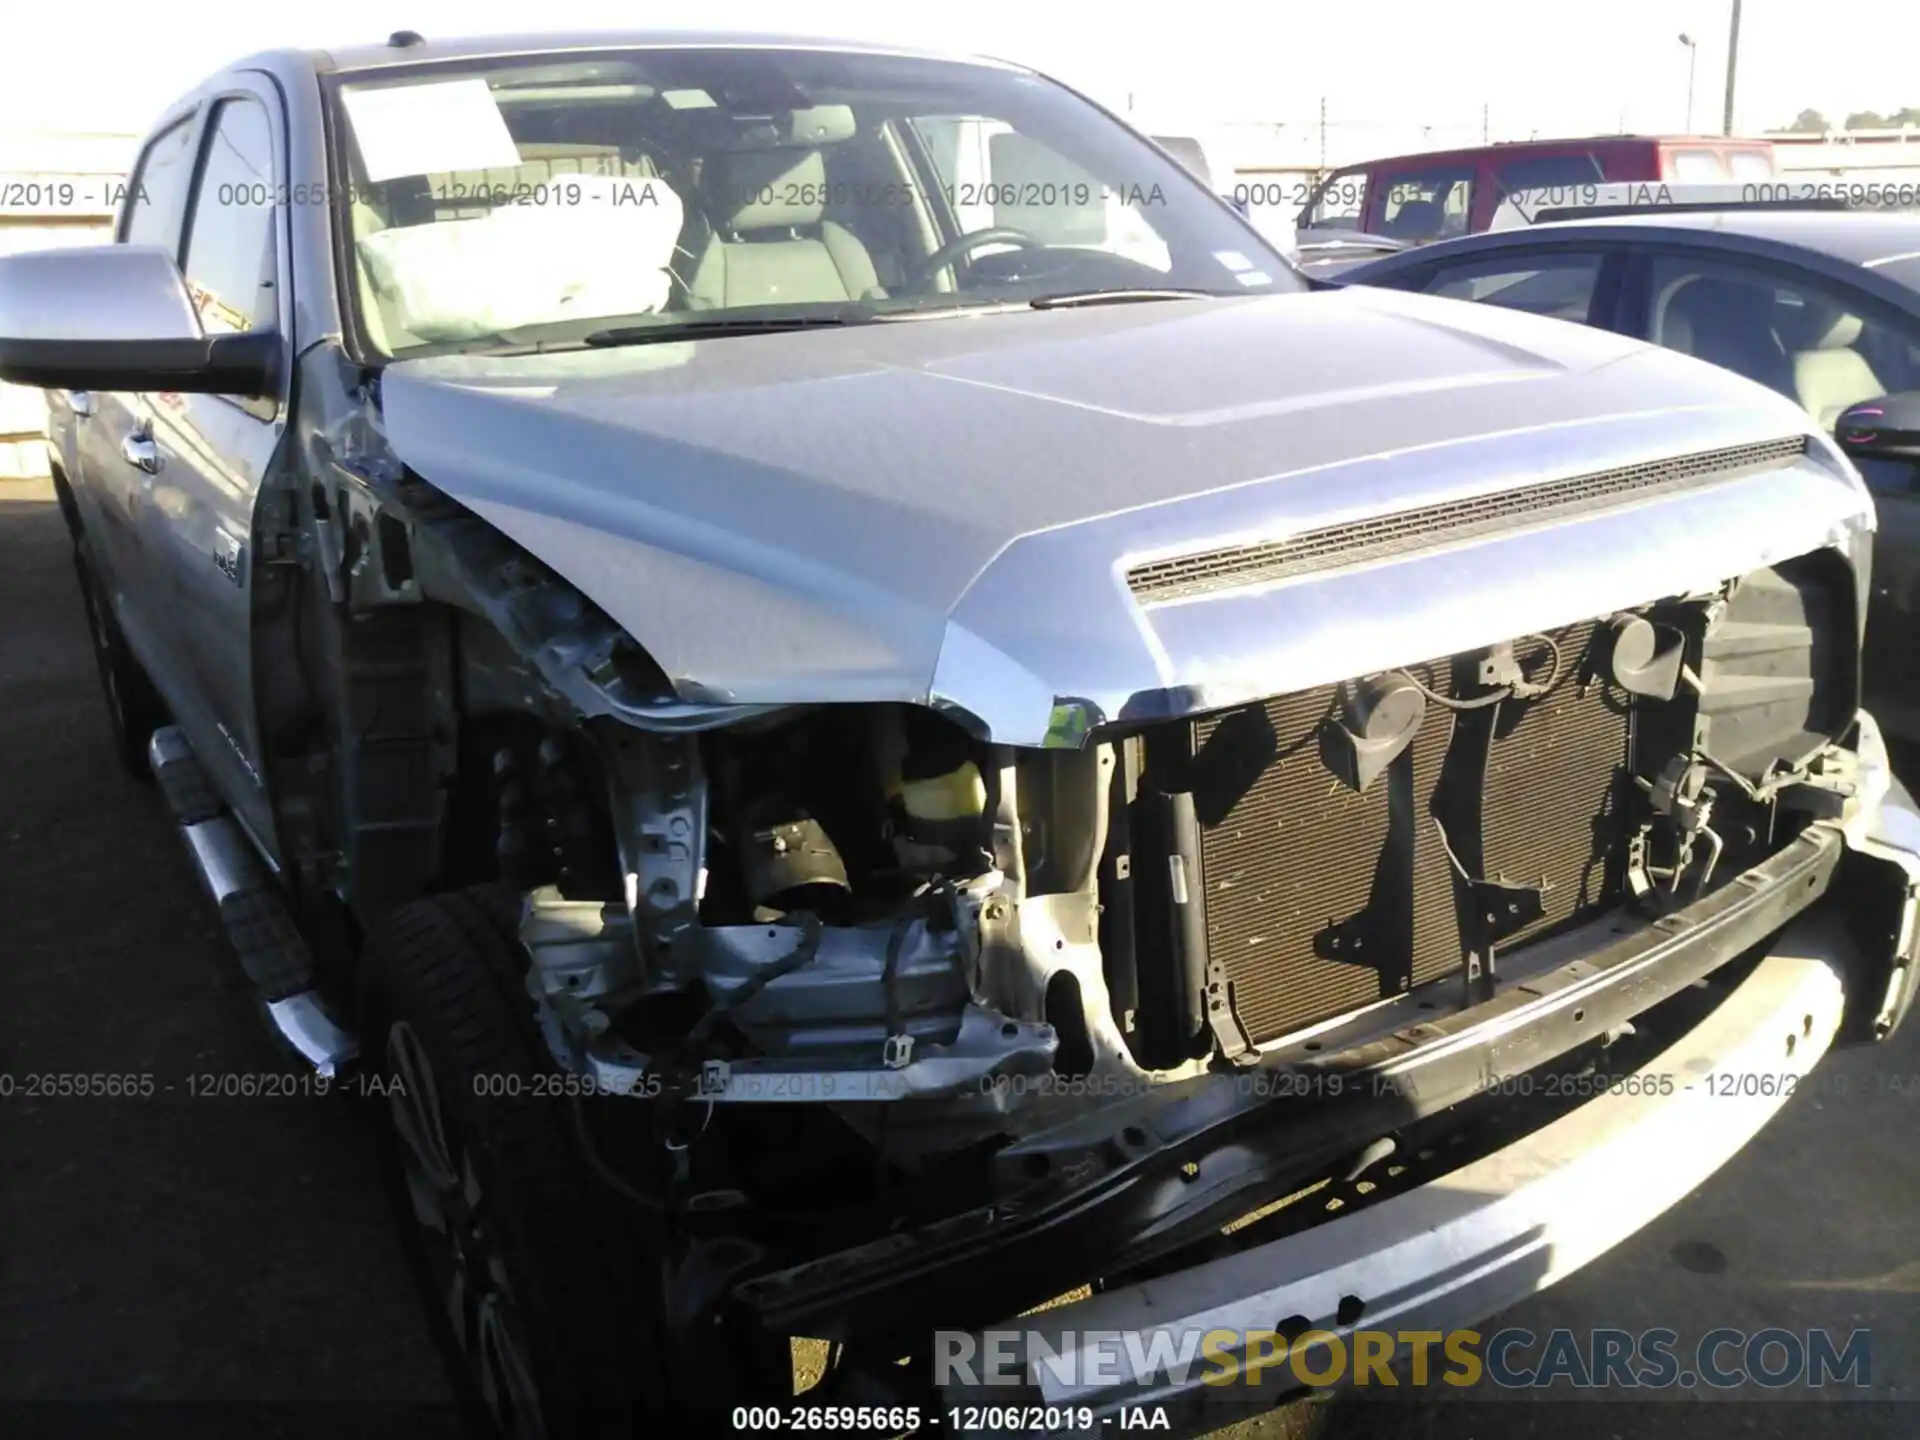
xmin=897 ymin=760 xmax=988 ymax=824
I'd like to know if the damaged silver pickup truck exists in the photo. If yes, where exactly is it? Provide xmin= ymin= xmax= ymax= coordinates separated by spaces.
xmin=5 ymin=29 xmax=1919 ymax=1440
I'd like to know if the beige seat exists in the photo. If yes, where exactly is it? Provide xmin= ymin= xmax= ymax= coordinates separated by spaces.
xmin=687 ymin=148 xmax=885 ymax=308
xmin=1656 ymin=276 xmax=1795 ymax=399
xmin=1778 ymin=295 xmax=1886 ymax=429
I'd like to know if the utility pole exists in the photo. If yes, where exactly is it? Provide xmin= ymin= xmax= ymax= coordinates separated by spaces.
xmin=1679 ymin=33 xmax=1698 ymax=133
xmin=1722 ymin=0 xmax=1743 ymax=135
xmin=1318 ymin=96 xmax=1327 ymax=170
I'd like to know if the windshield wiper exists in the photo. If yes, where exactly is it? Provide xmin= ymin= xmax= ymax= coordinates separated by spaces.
xmin=583 ymin=310 xmax=875 ymax=347
xmin=1027 ymin=288 xmax=1218 ymax=310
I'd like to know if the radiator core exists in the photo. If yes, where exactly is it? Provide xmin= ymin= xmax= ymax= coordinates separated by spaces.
xmin=1177 ymin=622 xmax=1630 ymax=1045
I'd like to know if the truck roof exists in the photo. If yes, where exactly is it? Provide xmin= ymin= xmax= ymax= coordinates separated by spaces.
xmin=231 ymin=30 xmax=1022 ymax=81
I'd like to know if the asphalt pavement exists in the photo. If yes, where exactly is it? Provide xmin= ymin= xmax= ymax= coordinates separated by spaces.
xmin=1 ymin=474 xmax=1915 ymax=1440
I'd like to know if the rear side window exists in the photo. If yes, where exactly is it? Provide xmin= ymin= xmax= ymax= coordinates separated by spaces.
xmin=1729 ymin=151 xmax=1775 ymax=182
xmin=1378 ymin=167 xmax=1474 ymax=242
xmin=120 ymin=117 xmax=197 ymax=251
xmin=180 ymin=97 xmax=279 ymax=335
xmin=1425 ymin=251 xmax=1604 ymax=323
xmin=1668 ymin=150 xmax=1726 ymax=182
xmin=1493 ymin=153 xmax=1604 ymax=197
xmin=1644 ymin=251 xmax=1920 ymax=427
xmin=1302 ymin=170 xmax=1368 ymax=230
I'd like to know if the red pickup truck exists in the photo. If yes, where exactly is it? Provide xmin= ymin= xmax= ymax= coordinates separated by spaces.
xmin=1292 ymin=134 xmax=1778 ymax=242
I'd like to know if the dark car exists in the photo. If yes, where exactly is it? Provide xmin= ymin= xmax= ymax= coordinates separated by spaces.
xmin=1343 ymin=210 xmax=1920 ymax=741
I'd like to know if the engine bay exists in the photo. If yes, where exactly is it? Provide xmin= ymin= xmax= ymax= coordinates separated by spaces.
xmin=453 ymin=548 xmax=1860 ymax=1203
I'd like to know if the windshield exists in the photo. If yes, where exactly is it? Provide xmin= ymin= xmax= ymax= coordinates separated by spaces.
xmin=327 ymin=48 xmax=1300 ymax=358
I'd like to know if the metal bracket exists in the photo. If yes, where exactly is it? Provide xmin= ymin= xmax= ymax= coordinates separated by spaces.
xmin=1434 ymin=813 xmax=1550 ymax=1007
xmin=599 ymin=725 xmax=708 ymax=981
xmin=1202 ymin=951 xmax=1258 ymax=1065
xmin=1461 ymin=875 xmax=1548 ymax=1003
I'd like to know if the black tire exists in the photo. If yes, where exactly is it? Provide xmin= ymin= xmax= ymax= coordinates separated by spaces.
xmin=71 ymin=533 xmax=168 ymax=779
xmin=357 ymin=887 xmax=654 ymax=1439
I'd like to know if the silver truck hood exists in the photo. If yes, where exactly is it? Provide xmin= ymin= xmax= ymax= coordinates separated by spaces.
xmin=379 ymin=286 xmax=1870 ymax=746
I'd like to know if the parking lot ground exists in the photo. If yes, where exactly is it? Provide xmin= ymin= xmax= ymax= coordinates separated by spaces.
xmin=3 ymin=476 xmax=1916 ymax=1439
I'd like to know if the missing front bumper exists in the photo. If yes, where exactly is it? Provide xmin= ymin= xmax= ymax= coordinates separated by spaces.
xmin=737 ymin=751 xmax=1920 ymax=1344
xmin=939 ymin=920 xmax=1854 ymax=1434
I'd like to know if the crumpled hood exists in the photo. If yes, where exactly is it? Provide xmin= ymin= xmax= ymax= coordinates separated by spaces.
xmin=378 ymin=285 xmax=1868 ymax=745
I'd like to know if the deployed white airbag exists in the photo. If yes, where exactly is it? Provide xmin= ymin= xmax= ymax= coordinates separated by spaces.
xmin=358 ymin=174 xmax=685 ymax=342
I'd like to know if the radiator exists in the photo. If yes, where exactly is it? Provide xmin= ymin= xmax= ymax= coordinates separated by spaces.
xmin=1171 ymin=621 xmax=1631 ymax=1046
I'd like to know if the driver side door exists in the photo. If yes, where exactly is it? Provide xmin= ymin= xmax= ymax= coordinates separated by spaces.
xmin=73 ymin=112 xmax=201 ymax=676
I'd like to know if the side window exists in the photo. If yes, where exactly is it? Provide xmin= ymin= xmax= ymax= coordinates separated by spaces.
xmin=1645 ymin=252 xmax=1920 ymax=428
xmin=1302 ymin=170 xmax=1368 ymax=230
xmin=1492 ymin=153 xmax=1604 ymax=198
xmin=180 ymin=98 xmax=278 ymax=336
xmin=120 ymin=117 xmax=197 ymax=251
xmin=910 ymin=117 xmax=1172 ymax=272
xmin=1426 ymin=252 xmax=1605 ymax=323
xmin=1668 ymin=150 xmax=1725 ymax=182
xmin=1729 ymin=151 xmax=1775 ymax=182
xmin=1378 ymin=167 xmax=1474 ymax=242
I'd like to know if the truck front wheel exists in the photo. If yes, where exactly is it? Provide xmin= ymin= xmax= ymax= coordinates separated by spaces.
xmin=357 ymin=887 xmax=677 ymax=1438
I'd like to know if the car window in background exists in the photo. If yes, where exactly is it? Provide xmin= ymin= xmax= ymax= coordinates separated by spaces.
xmin=1668 ymin=150 xmax=1726 ymax=182
xmin=1379 ymin=167 xmax=1474 ymax=242
xmin=1729 ymin=151 xmax=1775 ymax=182
xmin=1492 ymin=153 xmax=1604 ymax=198
xmin=1425 ymin=251 xmax=1604 ymax=322
xmin=1301 ymin=169 xmax=1367 ymax=230
xmin=1645 ymin=252 xmax=1920 ymax=427
xmin=120 ymin=117 xmax=197 ymax=251
xmin=180 ymin=99 xmax=278 ymax=335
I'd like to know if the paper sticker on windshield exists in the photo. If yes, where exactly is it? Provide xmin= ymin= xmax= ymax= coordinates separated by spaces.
xmin=1236 ymin=270 xmax=1274 ymax=286
xmin=1213 ymin=250 xmax=1254 ymax=272
xmin=341 ymin=79 xmax=521 ymax=183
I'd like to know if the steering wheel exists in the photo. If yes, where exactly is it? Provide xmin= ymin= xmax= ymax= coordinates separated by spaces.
xmin=913 ymin=226 xmax=1044 ymax=287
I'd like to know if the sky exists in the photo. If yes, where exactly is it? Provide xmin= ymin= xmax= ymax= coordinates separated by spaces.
xmin=1 ymin=0 xmax=1914 ymax=142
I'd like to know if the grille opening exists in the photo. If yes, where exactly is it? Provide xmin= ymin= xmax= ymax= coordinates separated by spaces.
xmin=1119 ymin=621 xmax=1633 ymax=1049
xmin=1105 ymin=549 xmax=1851 ymax=1057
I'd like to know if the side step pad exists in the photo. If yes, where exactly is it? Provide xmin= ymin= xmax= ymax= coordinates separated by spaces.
xmin=149 ymin=727 xmax=359 ymax=1075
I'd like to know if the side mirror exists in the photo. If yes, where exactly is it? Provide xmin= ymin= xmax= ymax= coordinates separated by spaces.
xmin=0 ymin=244 xmax=277 ymax=396
xmin=1835 ymin=391 xmax=1920 ymax=460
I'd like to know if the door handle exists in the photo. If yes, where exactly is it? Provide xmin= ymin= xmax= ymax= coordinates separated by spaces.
xmin=120 ymin=434 xmax=162 ymax=475
xmin=67 ymin=390 xmax=95 ymax=419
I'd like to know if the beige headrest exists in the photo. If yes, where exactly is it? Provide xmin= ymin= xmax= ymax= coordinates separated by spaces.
xmin=1778 ymin=294 xmax=1864 ymax=351
xmin=706 ymin=148 xmax=827 ymax=233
